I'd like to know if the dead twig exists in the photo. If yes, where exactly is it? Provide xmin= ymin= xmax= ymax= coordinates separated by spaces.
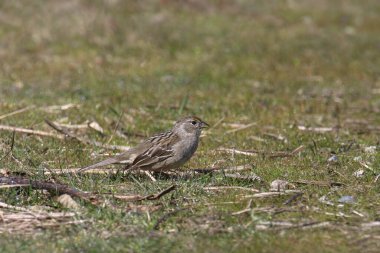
xmin=0 ymin=175 xmax=173 ymax=207
xmin=45 ymin=119 xmax=130 ymax=151
xmin=203 ymin=186 xmax=259 ymax=192
xmin=45 ymin=119 xmax=92 ymax=144
xmin=0 ymin=124 xmax=64 ymax=139
xmin=144 ymin=171 xmax=157 ymax=182
xmin=194 ymin=164 xmax=253 ymax=173
xmin=229 ymin=200 xmax=253 ymax=216
xmin=243 ymin=190 xmax=302 ymax=199
xmin=283 ymin=192 xmax=304 ymax=205
xmin=216 ymin=148 xmax=258 ymax=157
xmin=42 ymin=168 xmax=88 ymax=175
xmin=297 ymin=125 xmax=336 ymax=133
xmin=113 ymin=185 xmax=176 ymax=202
xmin=233 ymin=206 xmax=296 ymax=216
xmin=255 ymin=221 xmax=332 ymax=230
xmin=217 ymin=145 xmax=304 ymax=158
xmin=361 ymin=221 xmax=380 ymax=229
xmin=226 ymin=122 xmax=256 ymax=134
xmin=224 ymin=173 xmax=262 ymax=182
xmin=0 ymin=176 xmax=97 ymax=204
xmin=41 ymin=103 xmax=79 ymax=113
xmin=182 ymin=167 xmax=261 ymax=182
xmin=263 ymin=133 xmax=288 ymax=143
xmin=0 ymin=106 xmax=35 ymax=120
xmin=2 ymin=211 xmax=77 ymax=220
xmin=0 ymin=184 xmax=30 ymax=189
xmin=0 ymin=201 xmax=34 ymax=212
xmin=359 ymin=161 xmax=376 ymax=174
xmin=52 ymin=123 xmax=89 ymax=129
xmin=293 ymin=180 xmax=345 ymax=187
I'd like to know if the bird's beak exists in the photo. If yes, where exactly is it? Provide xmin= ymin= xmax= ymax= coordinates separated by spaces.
xmin=200 ymin=121 xmax=209 ymax=129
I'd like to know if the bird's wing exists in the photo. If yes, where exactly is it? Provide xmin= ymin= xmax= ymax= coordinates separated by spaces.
xmin=79 ymin=131 xmax=180 ymax=173
xmin=130 ymin=132 xmax=180 ymax=170
xmin=131 ymin=145 xmax=174 ymax=170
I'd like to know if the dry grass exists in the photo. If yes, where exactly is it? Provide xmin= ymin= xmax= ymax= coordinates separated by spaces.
xmin=0 ymin=0 xmax=379 ymax=252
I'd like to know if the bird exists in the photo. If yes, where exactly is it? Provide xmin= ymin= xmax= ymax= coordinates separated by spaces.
xmin=78 ymin=116 xmax=209 ymax=173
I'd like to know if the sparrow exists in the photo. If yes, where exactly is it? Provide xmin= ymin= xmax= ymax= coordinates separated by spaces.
xmin=79 ymin=116 xmax=209 ymax=173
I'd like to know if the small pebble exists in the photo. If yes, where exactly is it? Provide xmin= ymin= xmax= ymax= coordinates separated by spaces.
xmin=353 ymin=169 xmax=364 ymax=178
xmin=338 ymin=195 xmax=356 ymax=204
xmin=364 ymin=146 xmax=377 ymax=154
xmin=327 ymin=155 xmax=338 ymax=163
xmin=270 ymin=180 xmax=289 ymax=192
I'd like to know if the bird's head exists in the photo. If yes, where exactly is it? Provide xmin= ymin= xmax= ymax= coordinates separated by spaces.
xmin=173 ymin=116 xmax=209 ymax=137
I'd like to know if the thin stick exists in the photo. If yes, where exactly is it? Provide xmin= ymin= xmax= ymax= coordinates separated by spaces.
xmin=112 ymin=185 xmax=176 ymax=201
xmin=217 ymin=145 xmax=304 ymax=158
xmin=283 ymin=192 xmax=304 ymax=205
xmin=41 ymin=103 xmax=79 ymax=112
xmin=297 ymin=125 xmax=335 ymax=133
xmin=144 ymin=185 xmax=176 ymax=200
xmin=0 ymin=106 xmax=35 ymax=120
xmin=144 ymin=171 xmax=157 ymax=182
xmin=0 ymin=124 xmax=64 ymax=139
xmin=293 ymin=180 xmax=345 ymax=187
xmin=0 ymin=201 xmax=33 ymax=212
xmin=290 ymin=145 xmax=305 ymax=155
xmin=255 ymin=221 xmax=332 ymax=230
xmin=232 ymin=208 xmax=251 ymax=216
xmin=263 ymin=133 xmax=288 ymax=142
xmin=194 ymin=164 xmax=252 ymax=173
xmin=243 ymin=190 xmax=302 ymax=199
xmin=0 ymin=176 xmax=96 ymax=204
xmin=45 ymin=119 xmax=130 ymax=151
xmin=359 ymin=161 xmax=376 ymax=174
xmin=217 ymin=148 xmax=258 ymax=156
xmin=52 ymin=123 xmax=89 ymax=129
xmin=44 ymin=168 xmax=118 ymax=175
xmin=226 ymin=122 xmax=256 ymax=134
xmin=224 ymin=173 xmax=262 ymax=182
xmin=45 ymin=119 xmax=91 ymax=144
xmin=232 ymin=206 xmax=295 ymax=216
xmin=155 ymin=166 xmax=260 ymax=182
xmin=224 ymin=165 xmax=253 ymax=172
xmin=203 ymin=186 xmax=259 ymax=192
xmin=3 ymin=212 xmax=77 ymax=220
xmin=0 ymin=184 xmax=30 ymax=189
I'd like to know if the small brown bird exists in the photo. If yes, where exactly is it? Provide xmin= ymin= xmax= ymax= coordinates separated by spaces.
xmin=79 ymin=116 xmax=209 ymax=173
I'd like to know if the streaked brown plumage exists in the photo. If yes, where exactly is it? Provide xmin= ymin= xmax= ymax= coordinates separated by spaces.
xmin=79 ymin=116 xmax=208 ymax=173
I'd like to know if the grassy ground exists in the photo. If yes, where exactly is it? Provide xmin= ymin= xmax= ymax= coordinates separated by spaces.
xmin=0 ymin=0 xmax=379 ymax=252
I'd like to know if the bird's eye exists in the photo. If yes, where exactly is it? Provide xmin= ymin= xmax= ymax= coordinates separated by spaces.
xmin=191 ymin=120 xmax=197 ymax=125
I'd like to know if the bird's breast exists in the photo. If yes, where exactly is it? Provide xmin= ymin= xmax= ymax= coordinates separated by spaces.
xmin=173 ymin=136 xmax=199 ymax=161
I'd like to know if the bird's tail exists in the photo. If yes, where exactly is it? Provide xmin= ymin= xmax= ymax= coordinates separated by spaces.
xmin=78 ymin=157 xmax=121 ymax=173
